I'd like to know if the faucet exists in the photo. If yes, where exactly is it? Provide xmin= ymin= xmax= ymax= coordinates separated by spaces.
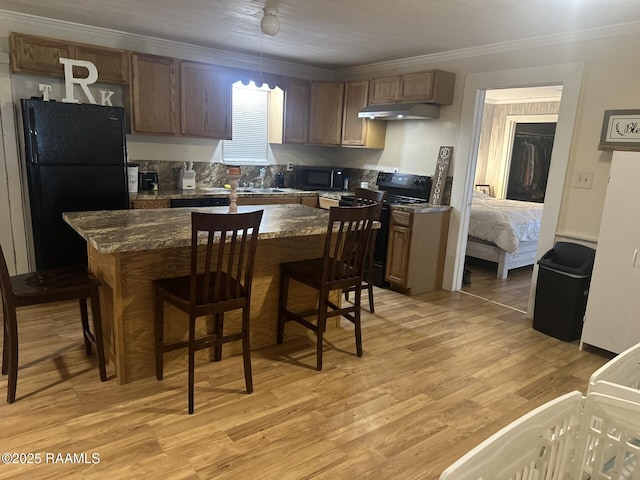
xmin=246 ymin=168 xmax=267 ymax=189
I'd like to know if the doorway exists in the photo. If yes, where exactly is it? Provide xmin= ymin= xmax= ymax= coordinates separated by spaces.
xmin=461 ymin=86 xmax=562 ymax=312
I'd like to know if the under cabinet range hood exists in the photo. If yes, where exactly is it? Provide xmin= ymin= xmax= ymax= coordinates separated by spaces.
xmin=358 ymin=102 xmax=440 ymax=120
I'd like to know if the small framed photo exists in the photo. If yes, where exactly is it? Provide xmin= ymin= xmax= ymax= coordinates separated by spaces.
xmin=475 ymin=184 xmax=492 ymax=196
xmin=599 ymin=109 xmax=640 ymax=151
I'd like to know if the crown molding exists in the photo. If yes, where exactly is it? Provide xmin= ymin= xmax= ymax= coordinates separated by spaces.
xmin=0 ymin=9 xmax=334 ymax=80
xmin=337 ymin=20 xmax=640 ymax=78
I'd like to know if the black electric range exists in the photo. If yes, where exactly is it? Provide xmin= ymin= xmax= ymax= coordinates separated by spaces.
xmin=340 ymin=172 xmax=432 ymax=287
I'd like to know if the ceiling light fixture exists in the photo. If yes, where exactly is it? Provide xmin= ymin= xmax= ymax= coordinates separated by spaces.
xmin=261 ymin=7 xmax=280 ymax=36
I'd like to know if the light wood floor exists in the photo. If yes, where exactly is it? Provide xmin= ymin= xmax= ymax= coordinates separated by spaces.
xmin=462 ymin=257 xmax=533 ymax=312
xmin=0 ymin=287 xmax=612 ymax=479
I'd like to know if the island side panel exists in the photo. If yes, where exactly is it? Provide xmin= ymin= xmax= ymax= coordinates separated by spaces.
xmin=103 ymin=234 xmax=333 ymax=383
xmin=88 ymin=244 xmax=125 ymax=382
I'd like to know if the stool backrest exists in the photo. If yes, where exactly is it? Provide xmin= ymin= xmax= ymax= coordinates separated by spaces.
xmin=0 ymin=243 xmax=16 ymax=314
xmin=190 ymin=210 xmax=263 ymax=305
xmin=323 ymin=204 xmax=376 ymax=287
xmin=353 ymin=187 xmax=386 ymax=221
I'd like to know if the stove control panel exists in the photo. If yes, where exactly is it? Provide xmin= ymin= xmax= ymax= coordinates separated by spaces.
xmin=376 ymin=172 xmax=432 ymax=199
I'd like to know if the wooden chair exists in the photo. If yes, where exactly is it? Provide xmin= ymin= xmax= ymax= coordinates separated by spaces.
xmin=344 ymin=187 xmax=386 ymax=313
xmin=153 ymin=210 xmax=263 ymax=414
xmin=0 ymin=243 xmax=106 ymax=404
xmin=277 ymin=204 xmax=377 ymax=370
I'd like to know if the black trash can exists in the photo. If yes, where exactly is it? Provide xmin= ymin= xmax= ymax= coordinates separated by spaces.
xmin=533 ymin=242 xmax=596 ymax=341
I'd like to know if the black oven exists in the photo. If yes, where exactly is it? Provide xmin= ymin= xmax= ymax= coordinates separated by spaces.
xmin=340 ymin=172 xmax=432 ymax=288
xmin=295 ymin=166 xmax=345 ymax=191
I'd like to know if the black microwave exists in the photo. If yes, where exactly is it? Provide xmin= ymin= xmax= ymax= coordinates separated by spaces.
xmin=296 ymin=166 xmax=345 ymax=191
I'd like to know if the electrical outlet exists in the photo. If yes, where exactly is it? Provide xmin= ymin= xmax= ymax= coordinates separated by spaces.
xmin=286 ymin=162 xmax=294 ymax=171
xmin=573 ymin=171 xmax=593 ymax=189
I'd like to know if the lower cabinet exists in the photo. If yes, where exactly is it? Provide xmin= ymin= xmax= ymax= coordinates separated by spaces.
xmin=385 ymin=208 xmax=451 ymax=295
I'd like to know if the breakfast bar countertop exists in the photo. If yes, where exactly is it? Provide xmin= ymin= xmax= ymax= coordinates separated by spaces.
xmin=63 ymin=204 xmax=332 ymax=254
xmin=129 ymin=187 xmax=321 ymax=200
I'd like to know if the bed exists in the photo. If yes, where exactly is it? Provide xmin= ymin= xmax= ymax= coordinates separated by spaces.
xmin=466 ymin=190 xmax=543 ymax=279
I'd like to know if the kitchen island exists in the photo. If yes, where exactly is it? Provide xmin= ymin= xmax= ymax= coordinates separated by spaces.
xmin=64 ymin=204 xmax=342 ymax=384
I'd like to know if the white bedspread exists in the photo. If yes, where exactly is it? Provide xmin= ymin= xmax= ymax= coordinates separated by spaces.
xmin=469 ymin=191 xmax=543 ymax=253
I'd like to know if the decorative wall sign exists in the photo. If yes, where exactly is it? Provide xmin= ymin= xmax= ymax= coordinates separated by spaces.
xmin=599 ymin=109 xmax=640 ymax=151
xmin=429 ymin=146 xmax=452 ymax=205
xmin=37 ymin=58 xmax=115 ymax=106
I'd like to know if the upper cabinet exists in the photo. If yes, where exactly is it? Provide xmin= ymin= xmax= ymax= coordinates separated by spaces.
xmin=309 ymin=81 xmax=345 ymax=146
xmin=342 ymin=80 xmax=385 ymax=149
xmin=283 ymin=77 xmax=310 ymax=144
xmin=126 ymin=55 xmax=232 ymax=139
xmin=369 ymin=70 xmax=455 ymax=105
xmin=10 ymin=32 xmax=129 ymax=84
xmin=179 ymin=61 xmax=232 ymax=139
xmin=72 ymin=44 xmax=130 ymax=85
xmin=127 ymin=53 xmax=178 ymax=135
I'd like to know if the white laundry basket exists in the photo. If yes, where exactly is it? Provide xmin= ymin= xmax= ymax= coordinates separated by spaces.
xmin=440 ymin=389 xmax=640 ymax=480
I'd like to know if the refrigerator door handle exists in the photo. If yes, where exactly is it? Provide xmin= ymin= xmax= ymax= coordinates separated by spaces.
xmin=27 ymin=107 xmax=39 ymax=164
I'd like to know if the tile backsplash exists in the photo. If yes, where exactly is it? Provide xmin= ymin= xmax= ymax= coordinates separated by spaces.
xmin=130 ymin=160 xmax=451 ymax=203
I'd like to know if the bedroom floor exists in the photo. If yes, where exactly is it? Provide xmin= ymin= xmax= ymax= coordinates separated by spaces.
xmin=461 ymin=257 xmax=533 ymax=312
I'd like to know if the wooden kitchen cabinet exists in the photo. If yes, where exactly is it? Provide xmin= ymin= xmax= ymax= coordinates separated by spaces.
xmin=342 ymin=80 xmax=386 ymax=148
xmin=309 ymin=81 xmax=345 ymax=146
xmin=9 ymin=32 xmax=130 ymax=84
xmin=72 ymin=43 xmax=130 ymax=84
xmin=368 ymin=76 xmax=400 ymax=104
xmin=369 ymin=70 xmax=455 ymax=105
xmin=127 ymin=53 xmax=178 ymax=135
xmin=386 ymin=208 xmax=451 ymax=295
xmin=180 ymin=61 xmax=232 ymax=139
xmin=283 ymin=77 xmax=310 ymax=144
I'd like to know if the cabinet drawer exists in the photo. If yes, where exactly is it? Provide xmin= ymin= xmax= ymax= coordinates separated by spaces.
xmin=391 ymin=210 xmax=412 ymax=227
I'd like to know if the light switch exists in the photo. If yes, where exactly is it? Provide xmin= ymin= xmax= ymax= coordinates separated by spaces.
xmin=573 ymin=171 xmax=593 ymax=189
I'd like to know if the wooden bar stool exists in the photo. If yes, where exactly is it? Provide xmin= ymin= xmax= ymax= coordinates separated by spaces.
xmin=277 ymin=204 xmax=376 ymax=370
xmin=344 ymin=187 xmax=386 ymax=312
xmin=153 ymin=210 xmax=263 ymax=414
xmin=0 ymin=244 xmax=106 ymax=404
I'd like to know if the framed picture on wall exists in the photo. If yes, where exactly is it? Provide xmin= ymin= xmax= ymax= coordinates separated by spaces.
xmin=599 ymin=109 xmax=640 ymax=151
xmin=475 ymin=184 xmax=492 ymax=196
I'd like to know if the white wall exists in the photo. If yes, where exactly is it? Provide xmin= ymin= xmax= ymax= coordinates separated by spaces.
xmin=2 ymin=11 xmax=640 ymax=282
xmin=339 ymin=32 xmax=640 ymax=294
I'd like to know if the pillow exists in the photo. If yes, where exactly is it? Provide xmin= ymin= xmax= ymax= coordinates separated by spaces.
xmin=473 ymin=189 xmax=490 ymax=199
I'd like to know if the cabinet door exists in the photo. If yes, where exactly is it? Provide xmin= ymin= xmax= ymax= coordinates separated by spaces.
xmin=283 ymin=78 xmax=310 ymax=144
xmin=309 ymin=81 xmax=344 ymax=146
xmin=342 ymin=80 xmax=369 ymax=146
xmin=9 ymin=33 xmax=71 ymax=77
xmin=180 ymin=61 xmax=231 ymax=139
xmin=399 ymin=70 xmax=456 ymax=105
xmin=129 ymin=53 xmax=178 ymax=135
xmin=581 ymin=152 xmax=640 ymax=354
xmin=72 ymin=44 xmax=130 ymax=84
xmin=398 ymin=72 xmax=435 ymax=102
xmin=385 ymin=223 xmax=411 ymax=286
xmin=369 ymin=76 xmax=399 ymax=104
xmin=342 ymin=80 xmax=385 ymax=148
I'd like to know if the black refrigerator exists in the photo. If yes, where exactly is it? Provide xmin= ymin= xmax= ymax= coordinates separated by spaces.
xmin=21 ymin=99 xmax=130 ymax=270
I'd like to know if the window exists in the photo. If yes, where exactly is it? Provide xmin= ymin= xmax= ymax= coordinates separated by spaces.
xmin=223 ymin=81 xmax=271 ymax=165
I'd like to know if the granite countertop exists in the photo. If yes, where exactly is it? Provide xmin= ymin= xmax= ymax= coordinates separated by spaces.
xmin=131 ymin=187 xmax=330 ymax=200
xmin=391 ymin=204 xmax=452 ymax=214
xmin=64 ymin=204 xmax=333 ymax=254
